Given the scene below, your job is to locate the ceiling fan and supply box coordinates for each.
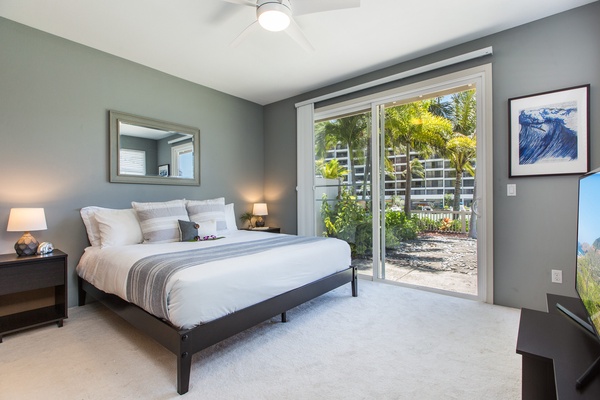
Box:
[220,0,360,52]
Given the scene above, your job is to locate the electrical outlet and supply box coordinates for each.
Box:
[551,269,562,284]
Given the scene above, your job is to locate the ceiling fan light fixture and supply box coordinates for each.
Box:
[257,1,291,32]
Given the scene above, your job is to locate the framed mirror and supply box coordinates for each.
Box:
[109,110,200,186]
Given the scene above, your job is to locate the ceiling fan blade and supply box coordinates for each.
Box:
[230,21,261,47]
[219,0,256,7]
[284,19,314,52]
[293,0,360,16]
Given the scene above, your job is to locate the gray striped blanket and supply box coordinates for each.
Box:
[126,235,326,320]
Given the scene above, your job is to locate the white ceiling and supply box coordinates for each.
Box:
[0,0,596,105]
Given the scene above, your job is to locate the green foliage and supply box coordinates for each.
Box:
[451,89,477,136]
[385,210,420,241]
[384,101,454,215]
[316,158,349,180]
[429,216,468,232]
[444,193,453,209]
[321,189,367,243]
[315,114,370,195]
[417,217,437,230]
[239,211,255,228]
[321,188,421,257]
[576,248,600,332]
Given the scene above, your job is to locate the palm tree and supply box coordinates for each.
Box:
[316,158,349,180]
[394,158,425,180]
[446,134,476,212]
[447,89,477,235]
[315,114,369,194]
[316,158,349,199]
[385,102,453,216]
[429,96,453,120]
[452,90,477,135]
[385,157,425,202]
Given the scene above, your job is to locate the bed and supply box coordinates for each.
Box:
[76,199,357,394]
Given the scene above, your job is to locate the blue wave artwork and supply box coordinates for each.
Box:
[519,101,578,165]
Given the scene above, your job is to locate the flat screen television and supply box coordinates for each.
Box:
[558,167,600,390]
[576,169,600,338]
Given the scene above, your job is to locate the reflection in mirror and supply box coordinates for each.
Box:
[109,111,200,186]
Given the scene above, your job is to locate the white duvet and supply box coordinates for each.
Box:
[76,231,351,329]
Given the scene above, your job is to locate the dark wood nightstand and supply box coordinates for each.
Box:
[241,227,281,233]
[0,250,68,342]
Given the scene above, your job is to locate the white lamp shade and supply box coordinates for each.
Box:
[7,208,47,232]
[253,203,269,216]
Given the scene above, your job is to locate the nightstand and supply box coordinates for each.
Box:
[0,250,68,342]
[241,227,281,233]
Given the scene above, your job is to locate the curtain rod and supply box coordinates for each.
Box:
[295,46,493,108]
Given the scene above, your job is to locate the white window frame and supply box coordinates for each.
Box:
[171,142,194,178]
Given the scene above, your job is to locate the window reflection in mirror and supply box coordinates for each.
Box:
[109,111,200,186]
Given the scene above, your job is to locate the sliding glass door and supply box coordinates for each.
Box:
[308,67,491,301]
[314,109,374,275]
[375,88,478,294]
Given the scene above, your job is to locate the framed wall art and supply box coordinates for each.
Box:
[158,164,170,177]
[509,84,589,177]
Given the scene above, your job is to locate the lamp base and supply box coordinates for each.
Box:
[14,232,39,256]
[255,217,265,228]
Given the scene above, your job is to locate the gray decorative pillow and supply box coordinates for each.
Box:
[132,199,189,243]
[179,220,200,241]
[178,219,219,241]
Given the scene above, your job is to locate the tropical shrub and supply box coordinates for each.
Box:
[321,188,421,257]
[439,217,468,233]
[385,210,420,241]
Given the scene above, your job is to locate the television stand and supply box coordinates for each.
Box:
[517,294,600,399]
[556,302,600,391]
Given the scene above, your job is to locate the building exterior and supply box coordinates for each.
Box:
[322,147,475,210]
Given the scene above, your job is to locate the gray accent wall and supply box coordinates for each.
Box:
[264,2,600,311]
[0,18,264,307]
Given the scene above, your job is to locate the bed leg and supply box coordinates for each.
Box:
[78,277,87,306]
[281,312,288,323]
[351,266,358,297]
[177,351,192,395]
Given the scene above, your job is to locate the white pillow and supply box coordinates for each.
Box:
[132,199,189,243]
[80,206,101,247]
[80,206,112,247]
[186,197,228,232]
[94,208,143,248]
[225,203,238,231]
[197,219,218,238]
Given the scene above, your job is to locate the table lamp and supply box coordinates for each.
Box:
[253,203,268,228]
[7,208,47,256]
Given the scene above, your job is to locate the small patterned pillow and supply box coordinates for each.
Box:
[178,219,218,241]
[132,199,189,243]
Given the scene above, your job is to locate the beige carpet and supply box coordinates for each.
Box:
[0,281,522,399]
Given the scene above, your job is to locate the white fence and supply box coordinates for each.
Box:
[411,210,472,234]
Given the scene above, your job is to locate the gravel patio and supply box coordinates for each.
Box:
[353,232,478,295]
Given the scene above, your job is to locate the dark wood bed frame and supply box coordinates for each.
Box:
[78,266,357,395]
